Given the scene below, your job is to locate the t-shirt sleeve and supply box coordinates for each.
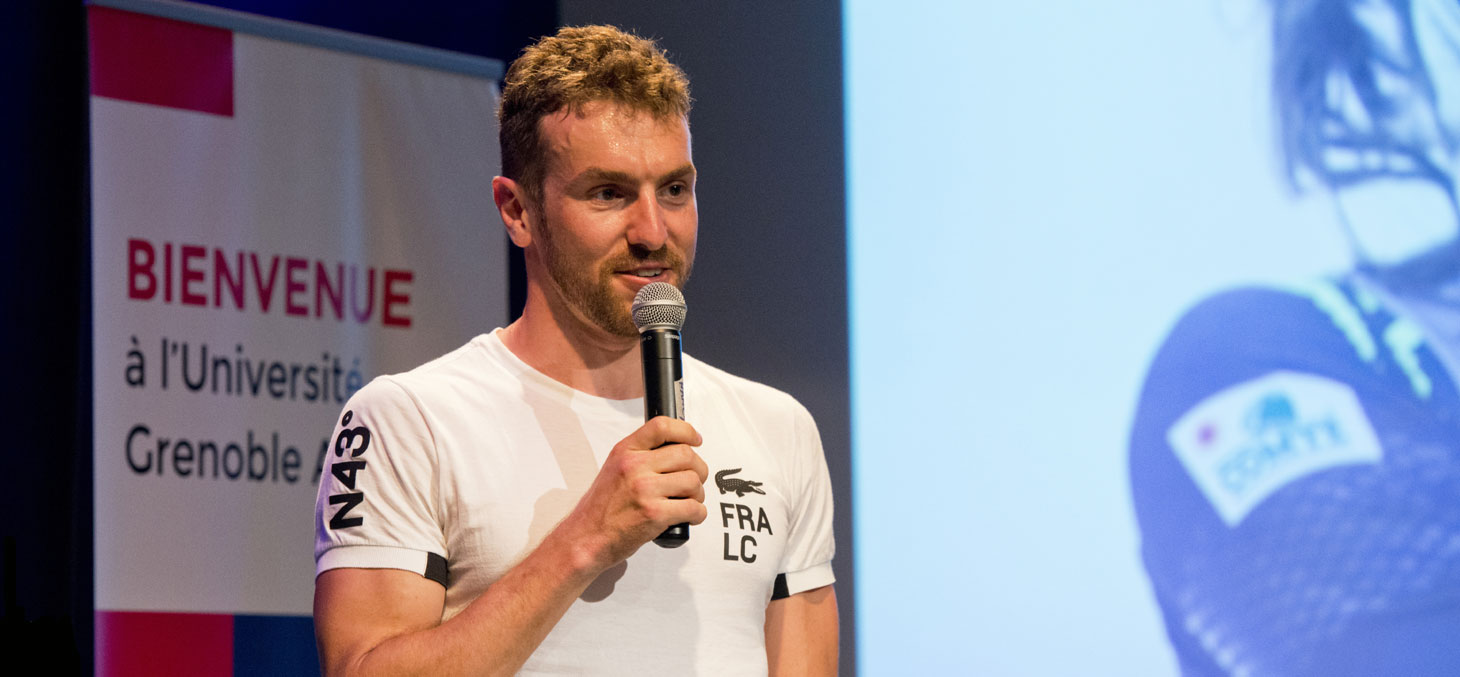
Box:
[777,400,836,597]
[314,377,448,586]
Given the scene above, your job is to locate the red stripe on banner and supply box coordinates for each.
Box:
[88,6,234,117]
[96,610,234,677]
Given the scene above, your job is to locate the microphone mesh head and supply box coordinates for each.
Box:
[632,282,687,332]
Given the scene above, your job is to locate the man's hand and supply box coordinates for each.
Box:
[553,416,709,575]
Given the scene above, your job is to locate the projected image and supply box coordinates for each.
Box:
[1130,0,1460,674]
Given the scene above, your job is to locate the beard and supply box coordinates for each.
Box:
[537,214,692,338]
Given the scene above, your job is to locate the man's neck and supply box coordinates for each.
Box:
[499,291,645,400]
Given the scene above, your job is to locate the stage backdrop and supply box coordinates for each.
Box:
[88,1,504,673]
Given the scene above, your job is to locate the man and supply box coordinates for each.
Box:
[312,25,837,676]
[1130,0,1460,674]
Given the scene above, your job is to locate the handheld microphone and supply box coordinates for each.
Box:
[632,281,689,548]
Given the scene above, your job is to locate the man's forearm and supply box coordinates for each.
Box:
[318,530,603,677]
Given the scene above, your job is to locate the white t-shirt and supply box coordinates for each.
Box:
[314,330,835,675]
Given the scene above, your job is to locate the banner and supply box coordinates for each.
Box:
[88,2,504,672]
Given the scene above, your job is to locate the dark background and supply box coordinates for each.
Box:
[3,0,851,672]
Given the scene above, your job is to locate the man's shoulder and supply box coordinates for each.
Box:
[351,332,511,411]
[683,354,814,424]
[684,354,801,402]
[397,332,497,377]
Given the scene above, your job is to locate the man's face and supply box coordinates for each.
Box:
[530,101,697,337]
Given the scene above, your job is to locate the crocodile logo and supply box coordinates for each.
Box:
[715,468,765,497]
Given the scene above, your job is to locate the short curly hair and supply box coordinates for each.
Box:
[499,25,693,205]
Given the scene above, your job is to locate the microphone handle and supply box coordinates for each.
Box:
[641,329,688,548]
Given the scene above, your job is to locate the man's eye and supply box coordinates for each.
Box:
[591,188,622,201]
[664,183,688,198]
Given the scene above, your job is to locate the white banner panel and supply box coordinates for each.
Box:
[88,3,502,669]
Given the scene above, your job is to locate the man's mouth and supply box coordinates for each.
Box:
[606,250,685,286]
[623,267,667,279]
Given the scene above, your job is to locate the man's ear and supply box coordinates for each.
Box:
[493,176,533,248]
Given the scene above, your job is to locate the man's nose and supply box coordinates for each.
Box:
[625,187,668,250]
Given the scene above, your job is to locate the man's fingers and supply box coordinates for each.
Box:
[690,451,708,484]
[662,468,706,500]
[683,499,709,526]
[633,467,705,501]
[624,416,701,451]
[627,469,706,529]
[644,443,701,474]
[597,417,711,542]
[650,493,709,526]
